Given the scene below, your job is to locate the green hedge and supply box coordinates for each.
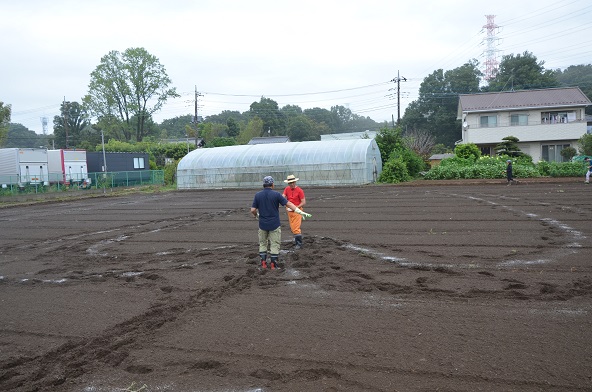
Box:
[424,156,583,180]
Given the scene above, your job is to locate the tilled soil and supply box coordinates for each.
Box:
[0,181,591,391]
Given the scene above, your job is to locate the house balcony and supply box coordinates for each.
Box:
[462,121,588,145]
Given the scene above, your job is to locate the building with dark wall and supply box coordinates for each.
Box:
[86,152,152,187]
[86,152,150,173]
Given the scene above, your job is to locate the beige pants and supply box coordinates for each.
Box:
[258,227,281,255]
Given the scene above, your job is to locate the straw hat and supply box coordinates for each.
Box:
[284,174,299,183]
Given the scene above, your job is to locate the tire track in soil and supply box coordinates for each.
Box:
[0,265,258,391]
[432,190,587,266]
[140,343,590,392]
[118,237,592,391]
[0,207,245,257]
[294,237,592,303]
[2,199,591,391]
[1,235,591,391]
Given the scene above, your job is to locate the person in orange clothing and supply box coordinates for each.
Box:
[282,174,307,249]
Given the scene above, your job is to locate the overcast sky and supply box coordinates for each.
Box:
[2,0,591,135]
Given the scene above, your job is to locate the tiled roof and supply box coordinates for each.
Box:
[459,87,591,112]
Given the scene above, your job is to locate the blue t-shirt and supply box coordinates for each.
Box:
[252,188,288,231]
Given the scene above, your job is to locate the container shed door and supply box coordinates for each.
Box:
[19,163,48,184]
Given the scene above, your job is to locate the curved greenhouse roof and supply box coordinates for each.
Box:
[176,139,382,189]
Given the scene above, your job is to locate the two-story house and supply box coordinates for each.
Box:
[457,87,591,162]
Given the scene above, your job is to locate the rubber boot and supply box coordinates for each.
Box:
[259,252,267,268]
[294,235,303,250]
[270,255,279,270]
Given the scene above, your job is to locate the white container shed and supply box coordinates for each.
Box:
[47,149,89,184]
[0,148,49,186]
[176,139,382,189]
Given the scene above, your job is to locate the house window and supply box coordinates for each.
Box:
[541,111,575,124]
[542,144,571,162]
[133,157,145,169]
[480,115,497,127]
[510,114,528,126]
[480,146,494,156]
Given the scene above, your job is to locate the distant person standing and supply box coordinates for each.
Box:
[251,176,311,270]
[585,157,591,184]
[506,159,514,185]
[282,174,307,249]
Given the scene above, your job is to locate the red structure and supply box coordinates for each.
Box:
[482,15,500,81]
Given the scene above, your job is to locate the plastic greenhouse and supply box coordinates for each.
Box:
[176,139,382,189]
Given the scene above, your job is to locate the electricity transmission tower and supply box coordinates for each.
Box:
[40,117,48,135]
[482,15,500,81]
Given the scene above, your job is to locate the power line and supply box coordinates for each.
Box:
[201,81,392,98]
[498,0,586,26]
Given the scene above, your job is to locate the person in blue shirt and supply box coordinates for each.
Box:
[251,176,311,270]
[506,159,514,185]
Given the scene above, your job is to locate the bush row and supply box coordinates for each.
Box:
[424,156,587,180]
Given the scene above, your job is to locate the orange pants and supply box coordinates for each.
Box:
[286,210,302,235]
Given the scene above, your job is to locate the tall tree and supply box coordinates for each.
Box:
[237,117,264,144]
[248,97,286,136]
[401,60,482,147]
[85,47,179,142]
[226,117,240,138]
[205,110,246,125]
[347,115,381,133]
[0,101,10,147]
[286,115,316,142]
[555,64,592,115]
[330,105,354,133]
[52,101,90,148]
[328,105,380,134]
[280,104,303,119]
[486,51,558,92]
[198,122,227,144]
[303,107,333,129]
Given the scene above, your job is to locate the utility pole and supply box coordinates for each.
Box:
[62,97,69,148]
[391,71,407,125]
[193,86,203,147]
[101,128,107,194]
[101,129,107,173]
[194,86,198,124]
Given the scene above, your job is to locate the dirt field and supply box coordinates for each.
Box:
[1,180,591,392]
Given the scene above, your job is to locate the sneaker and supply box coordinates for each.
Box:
[261,260,267,269]
[294,244,301,250]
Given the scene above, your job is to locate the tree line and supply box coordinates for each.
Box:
[1,48,591,154]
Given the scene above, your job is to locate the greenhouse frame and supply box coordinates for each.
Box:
[176,139,382,189]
